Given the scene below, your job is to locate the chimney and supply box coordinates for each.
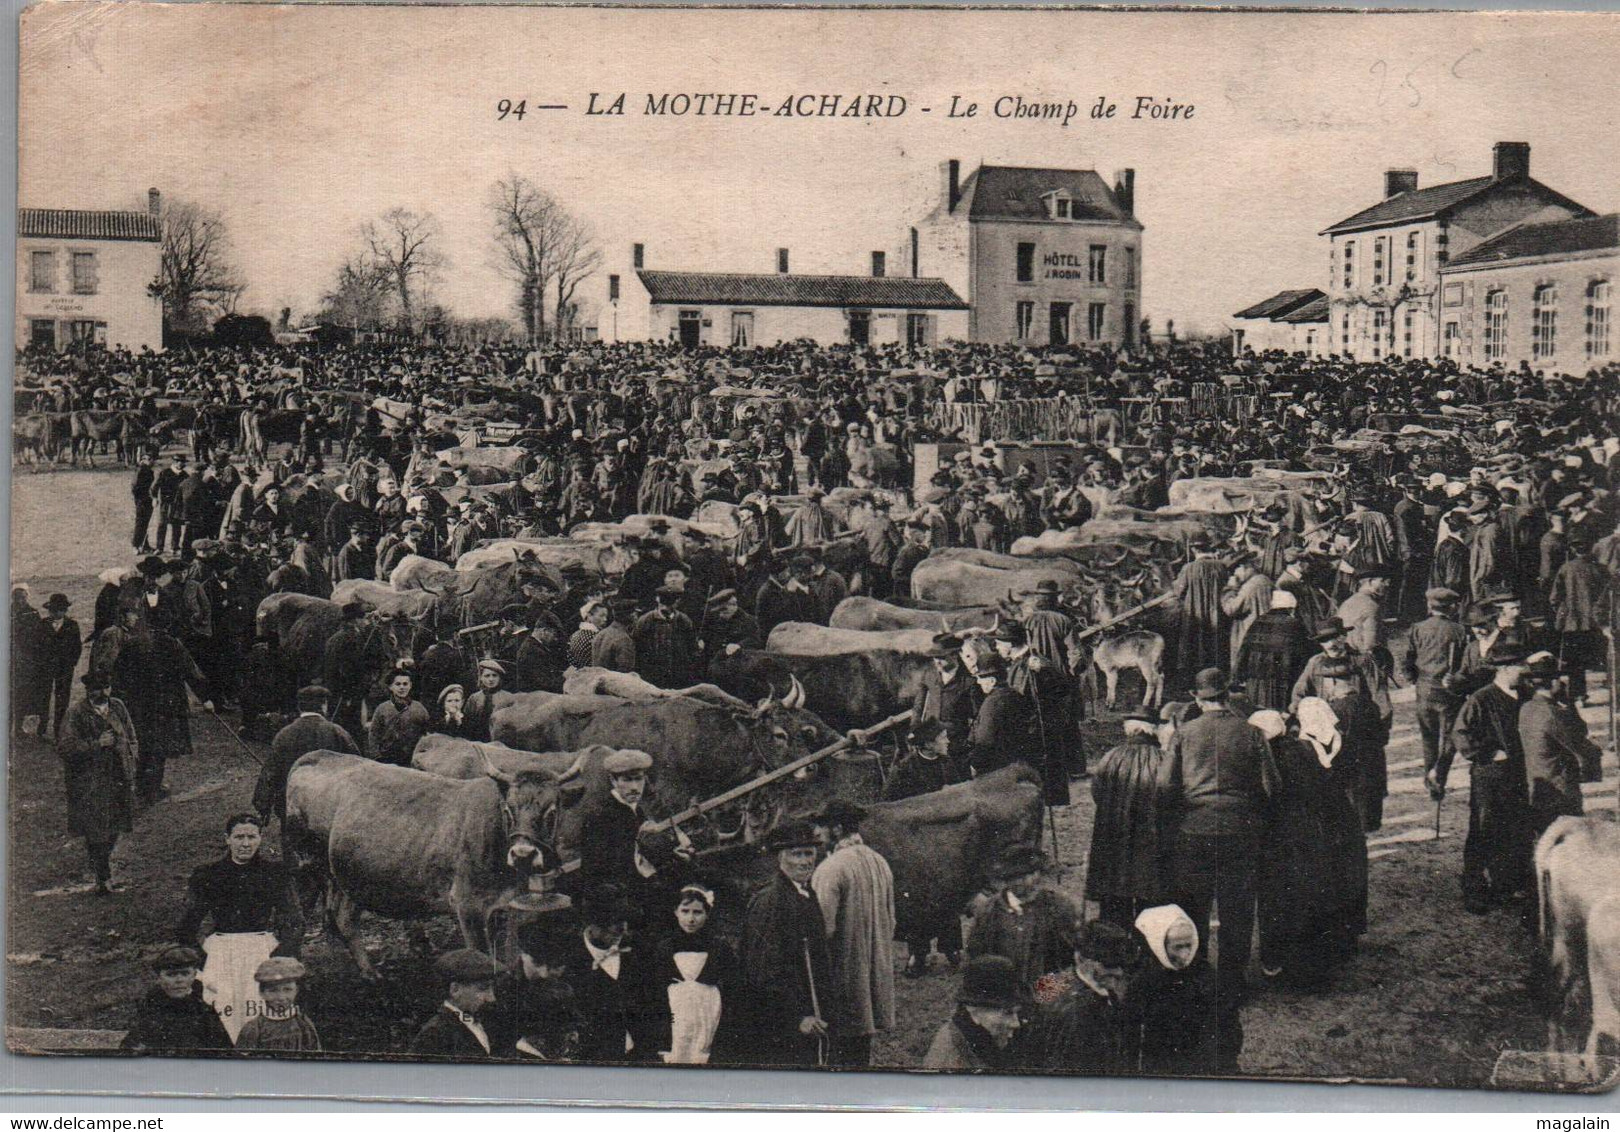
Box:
[1384,169,1418,198]
[1113,168,1135,216]
[776,248,790,274]
[147,188,161,217]
[942,159,961,213]
[1493,142,1530,181]
[632,242,645,270]
[871,251,886,278]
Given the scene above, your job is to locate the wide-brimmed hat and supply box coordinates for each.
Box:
[1022,579,1062,598]
[1069,919,1144,969]
[957,955,1024,1009]
[1193,667,1230,700]
[925,632,963,659]
[1486,642,1529,666]
[1313,618,1349,643]
[809,797,868,829]
[1355,563,1397,581]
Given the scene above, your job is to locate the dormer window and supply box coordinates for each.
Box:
[1044,191,1075,221]
[1056,198,1071,219]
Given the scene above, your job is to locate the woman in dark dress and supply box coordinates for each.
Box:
[635,883,740,1065]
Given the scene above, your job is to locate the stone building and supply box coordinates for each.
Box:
[1230,289,1328,356]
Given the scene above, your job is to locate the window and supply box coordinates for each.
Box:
[1016,242,1035,283]
[1055,198,1071,219]
[871,251,886,278]
[30,319,56,351]
[1444,321,1460,358]
[633,243,645,269]
[1588,280,1612,358]
[1402,307,1414,356]
[68,319,106,346]
[1123,301,1136,348]
[1405,232,1420,282]
[1372,309,1386,358]
[731,311,753,347]
[608,274,620,302]
[1533,284,1558,360]
[906,312,929,347]
[1089,245,1107,285]
[909,228,919,277]
[1342,241,1355,289]
[1341,310,1351,349]
[848,309,870,345]
[1484,290,1507,361]
[1049,302,1071,346]
[1124,247,1136,289]
[1087,302,1106,341]
[1015,300,1035,340]
[29,250,54,293]
[1373,237,1386,287]
[71,251,98,295]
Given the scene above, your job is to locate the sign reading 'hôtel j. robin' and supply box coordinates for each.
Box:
[1043,251,1089,281]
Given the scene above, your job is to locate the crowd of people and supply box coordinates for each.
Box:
[11,333,1619,1073]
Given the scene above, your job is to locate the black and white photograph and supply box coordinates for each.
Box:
[7,1,1620,1099]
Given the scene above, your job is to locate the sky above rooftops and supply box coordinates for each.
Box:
[20,5,1618,336]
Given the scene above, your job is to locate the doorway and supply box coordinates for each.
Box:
[848,309,870,345]
[1049,302,1071,346]
[678,310,701,347]
[30,319,56,351]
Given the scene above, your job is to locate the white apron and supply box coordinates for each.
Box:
[201,931,278,1043]
[662,951,722,1064]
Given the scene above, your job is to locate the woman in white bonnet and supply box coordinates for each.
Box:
[1128,904,1214,1074]
[1250,706,1368,988]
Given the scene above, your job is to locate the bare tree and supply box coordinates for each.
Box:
[148,198,246,335]
[488,173,598,344]
[319,255,392,333]
[360,208,445,335]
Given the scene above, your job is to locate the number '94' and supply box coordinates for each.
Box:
[496,99,526,120]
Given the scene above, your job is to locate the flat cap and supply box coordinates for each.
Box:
[296,685,330,710]
[253,957,307,984]
[602,749,653,775]
[1424,587,1461,605]
[151,945,204,972]
[435,947,503,984]
[705,588,738,609]
[477,658,507,676]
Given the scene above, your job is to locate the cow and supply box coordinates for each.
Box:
[399,549,563,627]
[455,537,632,578]
[432,445,533,477]
[256,594,342,677]
[13,412,68,465]
[1536,816,1620,1060]
[328,579,440,625]
[909,555,1082,608]
[709,638,932,728]
[929,546,1086,577]
[492,688,841,836]
[239,406,304,463]
[284,748,571,978]
[1089,631,1167,712]
[828,596,996,634]
[560,665,752,710]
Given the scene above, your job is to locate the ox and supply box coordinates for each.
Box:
[929,546,1086,577]
[828,596,995,633]
[396,550,562,627]
[455,537,632,577]
[285,748,571,978]
[68,410,141,467]
[1536,816,1620,1061]
[328,579,440,625]
[909,555,1082,608]
[709,626,934,728]
[560,666,751,710]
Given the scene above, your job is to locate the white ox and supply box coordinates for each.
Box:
[1536,815,1620,1063]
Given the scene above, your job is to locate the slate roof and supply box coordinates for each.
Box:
[636,270,968,310]
[1321,177,1496,235]
[1232,288,1326,320]
[959,166,1136,225]
[1276,295,1330,323]
[18,208,161,242]
[1443,213,1619,270]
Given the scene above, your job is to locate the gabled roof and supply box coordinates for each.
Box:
[1232,288,1326,320]
[958,166,1137,225]
[1443,213,1619,270]
[636,270,967,310]
[18,208,161,242]
[1276,295,1330,324]
[1321,176,1496,235]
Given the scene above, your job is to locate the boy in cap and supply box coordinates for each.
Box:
[409,948,505,1058]
[236,957,321,1052]
[739,819,833,1066]
[121,945,233,1053]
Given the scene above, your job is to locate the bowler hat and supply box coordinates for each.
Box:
[988,844,1046,881]
[925,632,963,659]
[434,947,503,985]
[957,955,1024,1009]
[151,945,203,973]
[579,886,635,928]
[810,797,868,829]
[1486,642,1529,666]
[1023,579,1062,598]
[43,593,71,613]
[603,749,653,776]
[760,818,819,853]
[1312,618,1349,643]
[1192,667,1230,700]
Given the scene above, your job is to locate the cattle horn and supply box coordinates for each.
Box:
[476,745,514,787]
[784,675,806,709]
[557,752,586,784]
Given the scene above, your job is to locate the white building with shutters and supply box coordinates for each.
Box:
[16,190,164,353]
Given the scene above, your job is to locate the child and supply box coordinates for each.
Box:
[235,957,322,1052]
[121,946,233,1053]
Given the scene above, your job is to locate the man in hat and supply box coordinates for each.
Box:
[1400,588,1472,800]
[854,496,901,600]
[566,886,645,1062]
[1023,918,1143,1073]
[590,596,638,673]
[1452,643,1533,914]
[1040,464,1093,531]
[1085,712,1173,930]
[1548,538,1609,704]
[1169,535,1229,689]
[996,618,1076,801]
[461,659,505,743]
[1518,651,1599,841]
[1391,476,1433,621]
[409,948,504,1058]
[1220,554,1274,675]
[152,452,187,553]
[807,798,895,1066]
[253,686,358,825]
[377,520,425,580]
[1430,507,1472,598]
[333,522,375,583]
[966,653,1038,778]
[32,593,82,740]
[922,955,1025,1069]
[1159,666,1278,1070]
[57,669,140,894]
[909,632,979,782]
[785,485,841,547]
[1290,616,1389,829]
[968,844,1081,992]
[132,448,158,553]
[1466,493,1507,606]
[633,586,697,690]
[739,818,833,1067]
[754,553,818,638]
[697,587,763,661]
[803,545,850,627]
[120,945,233,1053]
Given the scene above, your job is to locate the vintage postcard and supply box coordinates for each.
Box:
[9,1,1620,1097]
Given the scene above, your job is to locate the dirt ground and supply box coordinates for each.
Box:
[7,465,1618,1091]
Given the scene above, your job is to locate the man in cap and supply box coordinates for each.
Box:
[803,544,850,627]
[739,818,833,1066]
[696,588,762,667]
[1452,643,1534,914]
[152,453,187,553]
[333,522,374,583]
[367,667,430,767]
[377,520,425,579]
[754,552,818,638]
[891,520,933,599]
[253,686,358,825]
[32,593,82,740]
[120,945,232,1053]
[1400,588,1472,800]
[632,585,698,690]
[1159,666,1279,1070]
[1518,651,1600,841]
[1337,562,1395,660]
[409,948,505,1058]
[575,749,681,903]
[807,798,895,1066]
[1391,475,1433,620]
[132,448,158,553]
[461,658,506,742]
[854,495,901,600]
[921,955,1024,1069]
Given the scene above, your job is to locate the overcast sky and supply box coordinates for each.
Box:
[19,4,1620,335]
